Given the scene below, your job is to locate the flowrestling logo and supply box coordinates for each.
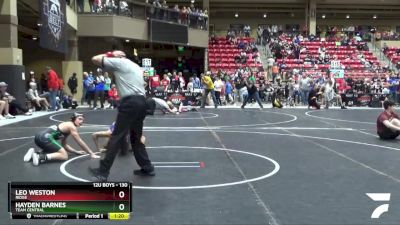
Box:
[44,0,64,40]
[40,0,67,53]
[366,193,391,219]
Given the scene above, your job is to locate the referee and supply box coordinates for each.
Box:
[89,50,155,181]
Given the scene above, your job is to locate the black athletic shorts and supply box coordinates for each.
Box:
[34,129,63,153]
[378,130,400,140]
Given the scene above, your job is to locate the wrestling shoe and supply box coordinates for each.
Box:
[32,153,40,166]
[23,148,35,162]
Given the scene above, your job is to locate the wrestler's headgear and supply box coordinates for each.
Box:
[71,112,84,122]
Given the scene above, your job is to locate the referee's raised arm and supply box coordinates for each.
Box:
[92,51,126,68]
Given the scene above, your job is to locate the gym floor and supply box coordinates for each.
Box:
[1,107,400,225]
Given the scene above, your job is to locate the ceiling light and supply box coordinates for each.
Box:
[346,14,350,19]
[32,37,37,40]
[322,14,326,19]
[234,13,238,18]
[37,23,42,27]
[263,13,267,18]
[190,0,194,3]
[373,15,377,19]
[125,39,130,43]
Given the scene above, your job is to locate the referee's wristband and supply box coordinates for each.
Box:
[105,51,115,57]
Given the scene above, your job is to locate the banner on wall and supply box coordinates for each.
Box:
[39,0,67,53]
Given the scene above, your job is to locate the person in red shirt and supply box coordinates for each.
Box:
[161,74,170,92]
[107,84,120,108]
[149,74,161,92]
[377,100,400,139]
[47,67,60,111]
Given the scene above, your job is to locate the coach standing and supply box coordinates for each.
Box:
[89,50,155,181]
[47,67,60,111]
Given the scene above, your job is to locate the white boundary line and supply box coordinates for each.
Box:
[0,126,354,143]
[147,112,219,120]
[49,110,298,129]
[0,136,34,142]
[58,130,400,189]
[259,127,354,130]
[152,162,199,164]
[48,111,218,123]
[155,166,201,168]
[60,146,280,190]
[305,110,375,125]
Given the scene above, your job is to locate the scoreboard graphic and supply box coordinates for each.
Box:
[8,182,131,220]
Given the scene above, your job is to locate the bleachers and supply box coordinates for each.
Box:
[208,37,263,74]
[276,37,383,80]
[384,47,400,64]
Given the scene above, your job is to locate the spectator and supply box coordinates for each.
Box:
[234,74,246,103]
[93,71,105,110]
[149,74,161,92]
[0,99,14,119]
[84,72,96,107]
[170,71,179,91]
[89,0,94,12]
[0,82,32,116]
[108,84,120,108]
[299,74,311,105]
[68,73,78,98]
[160,74,170,91]
[62,95,78,109]
[244,25,251,37]
[81,72,88,105]
[214,76,224,106]
[324,80,346,109]
[26,71,37,90]
[225,79,233,104]
[181,6,188,25]
[200,72,218,108]
[27,82,50,111]
[77,0,84,12]
[193,74,201,89]
[104,72,112,104]
[46,67,60,111]
[186,77,194,92]
[241,80,263,109]
[271,63,279,83]
[388,77,398,103]
[178,72,186,91]
[257,26,263,45]
[40,73,48,93]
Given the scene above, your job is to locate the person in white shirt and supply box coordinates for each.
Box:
[27,82,50,110]
[214,76,224,106]
[178,72,186,91]
[186,77,194,92]
[324,80,346,109]
[267,57,275,76]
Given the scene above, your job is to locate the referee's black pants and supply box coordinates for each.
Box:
[99,95,153,176]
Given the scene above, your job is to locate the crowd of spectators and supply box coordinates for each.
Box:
[146,0,208,29]
[264,32,400,108]
[375,31,400,41]
[79,0,208,29]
